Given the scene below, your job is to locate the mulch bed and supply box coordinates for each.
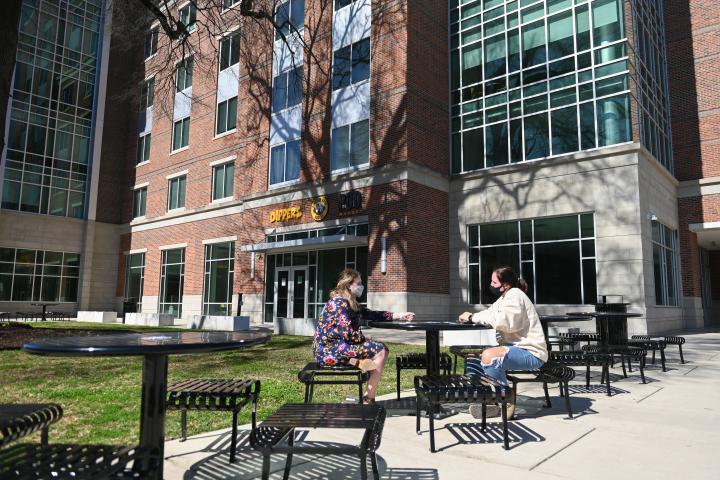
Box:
[0,323,133,350]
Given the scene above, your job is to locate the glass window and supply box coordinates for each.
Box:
[275,0,304,40]
[216,96,238,134]
[203,242,235,315]
[160,248,185,317]
[596,93,631,146]
[270,140,301,185]
[212,162,235,200]
[124,252,145,312]
[484,35,506,79]
[522,20,546,68]
[133,187,147,219]
[652,221,679,306]
[179,2,197,33]
[462,43,483,85]
[0,248,80,303]
[467,213,596,305]
[335,0,359,10]
[141,77,154,109]
[136,133,151,164]
[551,105,578,154]
[547,11,573,60]
[219,32,240,70]
[333,38,370,90]
[524,113,549,160]
[485,122,508,167]
[144,27,158,59]
[331,120,369,171]
[167,175,186,211]
[172,117,190,150]
[176,57,193,92]
[273,66,303,112]
[592,0,623,46]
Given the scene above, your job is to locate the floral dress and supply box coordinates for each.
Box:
[314,295,393,366]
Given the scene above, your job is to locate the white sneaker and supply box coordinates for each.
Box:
[468,404,500,419]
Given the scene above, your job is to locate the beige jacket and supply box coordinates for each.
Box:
[470,288,548,362]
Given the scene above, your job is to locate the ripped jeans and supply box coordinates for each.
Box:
[465,346,544,387]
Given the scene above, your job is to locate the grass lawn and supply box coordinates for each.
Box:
[0,322,435,445]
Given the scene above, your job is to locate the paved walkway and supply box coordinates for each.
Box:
[164,330,719,479]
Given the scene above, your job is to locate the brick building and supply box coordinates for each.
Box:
[1,0,717,333]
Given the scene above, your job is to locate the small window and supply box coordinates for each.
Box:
[223,0,240,9]
[176,57,193,92]
[179,2,197,33]
[140,77,154,109]
[216,97,238,135]
[270,140,301,185]
[272,66,303,113]
[219,32,240,70]
[275,0,304,40]
[333,37,370,90]
[136,133,151,164]
[144,27,158,59]
[335,0,359,11]
[167,175,186,211]
[331,119,369,171]
[133,187,147,219]
[212,162,235,200]
[652,220,679,306]
[172,117,190,150]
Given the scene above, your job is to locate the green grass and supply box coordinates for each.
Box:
[0,326,438,445]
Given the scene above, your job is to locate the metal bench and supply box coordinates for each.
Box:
[166,378,260,463]
[549,350,613,396]
[250,403,386,480]
[559,332,601,349]
[297,362,370,404]
[632,334,686,366]
[627,336,667,371]
[395,352,452,400]
[0,443,158,479]
[414,374,509,452]
[507,363,577,418]
[0,403,64,447]
[15,312,40,322]
[585,345,648,383]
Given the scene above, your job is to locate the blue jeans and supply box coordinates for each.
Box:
[465,346,544,387]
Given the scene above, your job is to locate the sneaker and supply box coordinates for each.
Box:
[468,404,500,419]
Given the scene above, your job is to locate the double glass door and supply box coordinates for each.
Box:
[275,267,307,320]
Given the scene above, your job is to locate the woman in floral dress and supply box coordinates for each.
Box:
[314,268,414,403]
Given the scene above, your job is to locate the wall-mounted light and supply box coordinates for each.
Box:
[648,213,658,222]
[381,237,387,274]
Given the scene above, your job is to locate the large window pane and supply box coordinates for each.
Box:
[463,128,484,170]
[270,145,285,184]
[351,120,369,166]
[331,125,350,170]
[593,0,624,47]
[286,140,301,181]
[524,113,549,160]
[535,241,581,304]
[352,38,370,84]
[534,216,578,241]
[480,222,518,245]
[462,43,483,85]
[547,11,574,61]
[484,35,505,79]
[551,106,579,155]
[485,122,508,166]
[522,20,546,68]
[597,94,631,146]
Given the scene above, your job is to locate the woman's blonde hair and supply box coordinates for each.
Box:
[330,268,361,311]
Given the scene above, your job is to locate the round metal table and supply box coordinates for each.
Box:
[30,303,58,322]
[23,329,272,480]
[565,311,643,350]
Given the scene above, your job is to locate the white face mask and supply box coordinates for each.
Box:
[350,284,364,298]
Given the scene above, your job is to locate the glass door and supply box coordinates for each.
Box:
[275,267,308,320]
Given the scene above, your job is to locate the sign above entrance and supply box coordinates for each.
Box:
[339,191,363,214]
[270,207,303,223]
[311,196,329,221]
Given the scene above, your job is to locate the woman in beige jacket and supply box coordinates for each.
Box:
[459,266,548,417]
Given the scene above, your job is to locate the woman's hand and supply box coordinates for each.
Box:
[458,312,473,323]
[393,312,415,322]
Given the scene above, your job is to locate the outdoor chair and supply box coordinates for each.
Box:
[549,350,613,396]
[297,362,370,404]
[394,352,452,400]
[166,378,260,463]
[250,403,386,480]
[414,373,510,452]
[507,363,577,418]
[633,334,686,365]
[0,403,63,447]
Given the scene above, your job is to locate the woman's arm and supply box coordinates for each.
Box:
[471,294,524,333]
[358,306,394,322]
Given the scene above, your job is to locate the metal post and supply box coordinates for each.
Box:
[140,354,168,480]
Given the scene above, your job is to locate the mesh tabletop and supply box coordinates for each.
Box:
[258,403,382,430]
[22,329,272,357]
[539,315,594,323]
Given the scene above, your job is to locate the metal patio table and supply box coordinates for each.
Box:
[538,314,594,350]
[565,311,643,350]
[30,303,58,322]
[23,329,272,480]
[368,320,491,417]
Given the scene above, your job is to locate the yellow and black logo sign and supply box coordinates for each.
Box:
[311,196,329,221]
[270,207,302,223]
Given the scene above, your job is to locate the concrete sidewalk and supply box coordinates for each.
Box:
[164,330,719,479]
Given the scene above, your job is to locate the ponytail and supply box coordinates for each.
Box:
[493,266,528,293]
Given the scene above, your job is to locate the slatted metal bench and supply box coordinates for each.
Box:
[627,336,667,371]
[632,334,686,366]
[250,403,386,480]
[297,362,370,404]
[549,350,613,396]
[507,363,577,418]
[395,353,452,400]
[166,378,260,463]
[0,403,64,447]
[414,374,509,452]
[0,443,158,479]
[585,344,648,383]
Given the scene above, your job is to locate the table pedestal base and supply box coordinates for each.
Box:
[139,354,168,480]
